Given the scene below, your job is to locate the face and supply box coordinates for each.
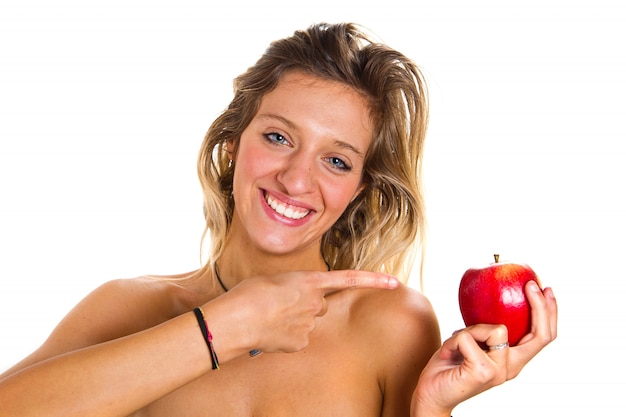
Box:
[228,71,373,258]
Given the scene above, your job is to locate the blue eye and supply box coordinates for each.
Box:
[326,156,351,171]
[263,132,290,146]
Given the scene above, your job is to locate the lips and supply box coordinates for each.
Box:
[264,192,311,220]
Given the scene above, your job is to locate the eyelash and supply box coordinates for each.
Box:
[262,132,352,172]
[325,156,351,171]
[263,132,290,147]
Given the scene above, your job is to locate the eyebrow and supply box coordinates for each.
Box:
[257,113,297,130]
[332,139,364,158]
[256,113,365,158]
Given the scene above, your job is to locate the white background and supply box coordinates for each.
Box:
[1,0,624,415]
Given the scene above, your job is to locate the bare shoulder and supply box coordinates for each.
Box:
[347,284,441,415]
[352,283,441,353]
[9,273,202,374]
[52,275,203,345]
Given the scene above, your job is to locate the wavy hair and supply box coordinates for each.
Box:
[197,22,429,284]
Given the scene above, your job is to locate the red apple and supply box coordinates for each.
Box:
[458,254,541,346]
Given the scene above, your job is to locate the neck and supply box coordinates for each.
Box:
[216,241,329,291]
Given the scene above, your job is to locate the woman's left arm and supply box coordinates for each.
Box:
[411,280,558,417]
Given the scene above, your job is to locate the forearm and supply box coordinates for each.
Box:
[411,406,453,417]
[411,394,454,417]
[0,306,243,417]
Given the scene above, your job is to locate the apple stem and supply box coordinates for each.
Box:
[494,254,500,263]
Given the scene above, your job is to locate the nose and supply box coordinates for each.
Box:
[276,150,316,196]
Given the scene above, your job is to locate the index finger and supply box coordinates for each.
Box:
[516,281,558,351]
[318,270,400,294]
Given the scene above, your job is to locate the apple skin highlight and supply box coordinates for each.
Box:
[458,255,541,346]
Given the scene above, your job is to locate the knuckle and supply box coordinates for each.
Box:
[539,331,555,346]
[307,271,323,285]
[344,270,359,287]
[294,324,316,351]
[493,324,509,341]
[291,337,308,352]
[317,299,328,316]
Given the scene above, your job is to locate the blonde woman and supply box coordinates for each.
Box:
[0,23,557,417]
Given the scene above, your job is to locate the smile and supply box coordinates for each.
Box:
[264,193,311,220]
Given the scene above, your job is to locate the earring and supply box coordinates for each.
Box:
[228,159,233,168]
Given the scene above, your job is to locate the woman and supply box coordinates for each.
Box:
[0,23,557,417]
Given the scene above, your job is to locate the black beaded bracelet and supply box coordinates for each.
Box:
[193,307,220,370]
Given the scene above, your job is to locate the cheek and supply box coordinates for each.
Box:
[234,146,273,188]
[322,180,362,214]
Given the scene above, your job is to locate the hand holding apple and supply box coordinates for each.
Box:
[413,259,556,416]
[458,254,541,346]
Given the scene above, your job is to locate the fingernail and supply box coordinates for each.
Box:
[528,280,540,292]
[388,276,399,288]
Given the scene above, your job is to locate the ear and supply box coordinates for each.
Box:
[225,139,236,161]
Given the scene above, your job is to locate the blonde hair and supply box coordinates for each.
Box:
[197,23,428,284]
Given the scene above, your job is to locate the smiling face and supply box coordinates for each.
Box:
[227,71,373,260]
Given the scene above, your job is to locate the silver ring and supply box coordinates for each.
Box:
[488,342,509,351]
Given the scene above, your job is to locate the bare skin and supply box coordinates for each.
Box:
[0,270,439,417]
[0,70,439,417]
[137,281,438,417]
[0,71,558,417]
[0,269,557,417]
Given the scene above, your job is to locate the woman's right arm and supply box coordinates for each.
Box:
[0,279,233,417]
[0,270,399,417]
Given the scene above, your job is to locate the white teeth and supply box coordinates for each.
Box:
[266,194,310,220]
